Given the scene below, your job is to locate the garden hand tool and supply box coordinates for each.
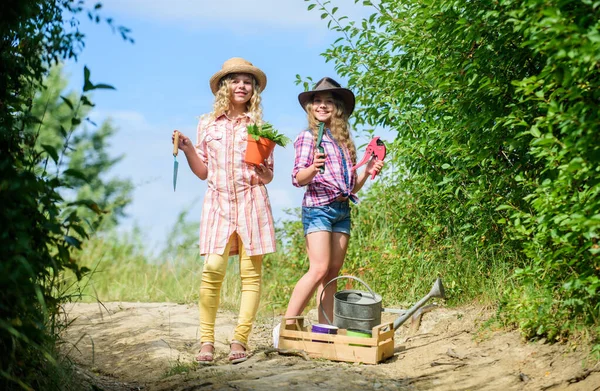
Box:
[172,131,179,191]
[351,136,386,179]
[316,122,325,174]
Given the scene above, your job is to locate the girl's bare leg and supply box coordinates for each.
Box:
[316,232,349,324]
[284,231,332,323]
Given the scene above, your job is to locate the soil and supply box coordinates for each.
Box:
[60,302,599,391]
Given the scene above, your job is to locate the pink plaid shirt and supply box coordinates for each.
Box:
[292,129,358,207]
[195,113,276,256]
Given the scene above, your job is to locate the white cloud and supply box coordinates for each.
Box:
[98,0,372,29]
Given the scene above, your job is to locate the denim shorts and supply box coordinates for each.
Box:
[302,201,351,236]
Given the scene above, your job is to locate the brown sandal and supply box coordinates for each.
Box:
[195,342,214,364]
[228,340,248,364]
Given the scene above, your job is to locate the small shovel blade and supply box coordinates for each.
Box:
[173,157,179,191]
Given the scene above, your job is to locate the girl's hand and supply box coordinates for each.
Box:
[172,130,192,151]
[254,162,273,184]
[366,157,384,179]
[313,152,326,172]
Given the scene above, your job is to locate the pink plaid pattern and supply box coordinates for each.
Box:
[195,113,276,256]
[291,129,357,207]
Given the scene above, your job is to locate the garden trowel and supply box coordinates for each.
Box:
[172,131,179,191]
[316,122,325,174]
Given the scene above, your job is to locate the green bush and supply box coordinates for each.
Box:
[0,1,132,389]
[298,0,599,346]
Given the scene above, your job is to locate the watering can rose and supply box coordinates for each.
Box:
[245,122,290,165]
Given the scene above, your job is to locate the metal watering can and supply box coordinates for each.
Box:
[319,275,446,331]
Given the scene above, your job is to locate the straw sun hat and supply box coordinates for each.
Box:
[209,57,267,94]
[298,77,355,115]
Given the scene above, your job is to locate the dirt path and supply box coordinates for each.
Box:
[60,302,599,390]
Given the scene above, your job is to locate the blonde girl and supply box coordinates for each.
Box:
[173,58,275,364]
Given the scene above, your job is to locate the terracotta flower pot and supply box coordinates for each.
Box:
[245,137,276,165]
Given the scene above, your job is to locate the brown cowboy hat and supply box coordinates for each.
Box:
[209,57,267,94]
[298,77,355,115]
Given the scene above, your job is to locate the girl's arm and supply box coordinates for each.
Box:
[352,158,384,193]
[254,145,275,184]
[291,130,326,187]
[173,130,208,180]
[254,163,273,184]
[295,152,325,186]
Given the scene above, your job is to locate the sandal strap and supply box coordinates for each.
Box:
[230,340,247,350]
[201,341,214,347]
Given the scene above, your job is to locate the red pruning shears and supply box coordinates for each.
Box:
[351,137,386,179]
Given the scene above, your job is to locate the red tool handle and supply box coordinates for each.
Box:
[352,137,386,179]
[370,165,378,180]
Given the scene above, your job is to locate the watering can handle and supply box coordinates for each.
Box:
[319,275,378,326]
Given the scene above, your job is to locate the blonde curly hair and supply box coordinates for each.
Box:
[208,73,263,123]
[306,95,357,164]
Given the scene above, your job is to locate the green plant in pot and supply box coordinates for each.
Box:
[245,122,291,165]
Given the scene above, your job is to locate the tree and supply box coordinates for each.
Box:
[29,66,133,232]
[305,0,599,343]
[0,1,132,389]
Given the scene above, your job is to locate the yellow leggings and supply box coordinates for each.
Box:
[199,233,263,346]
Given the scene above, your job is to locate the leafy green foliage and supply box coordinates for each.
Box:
[28,67,133,231]
[0,1,132,389]
[295,0,599,347]
[247,122,291,147]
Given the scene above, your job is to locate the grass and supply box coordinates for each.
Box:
[63,210,517,319]
[162,357,196,378]
[59,197,599,369]
[57,190,519,328]
[64,229,268,317]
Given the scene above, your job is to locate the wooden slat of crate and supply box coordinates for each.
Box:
[277,317,395,364]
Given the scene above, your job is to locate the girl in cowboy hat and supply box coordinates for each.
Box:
[172,57,275,364]
[275,77,384,343]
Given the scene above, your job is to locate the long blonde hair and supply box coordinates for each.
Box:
[208,73,264,123]
[306,95,356,164]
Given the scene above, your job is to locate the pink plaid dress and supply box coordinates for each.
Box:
[195,113,276,256]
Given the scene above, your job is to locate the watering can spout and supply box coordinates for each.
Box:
[432,277,446,300]
[392,278,445,331]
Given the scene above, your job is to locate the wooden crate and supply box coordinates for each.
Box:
[277,316,395,364]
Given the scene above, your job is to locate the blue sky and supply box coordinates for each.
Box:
[65,0,379,255]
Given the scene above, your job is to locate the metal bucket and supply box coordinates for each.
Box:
[320,276,382,331]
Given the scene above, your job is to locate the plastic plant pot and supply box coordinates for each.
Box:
[245,137,276,165]
[347,329,372,347]
[311,324,338,343]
